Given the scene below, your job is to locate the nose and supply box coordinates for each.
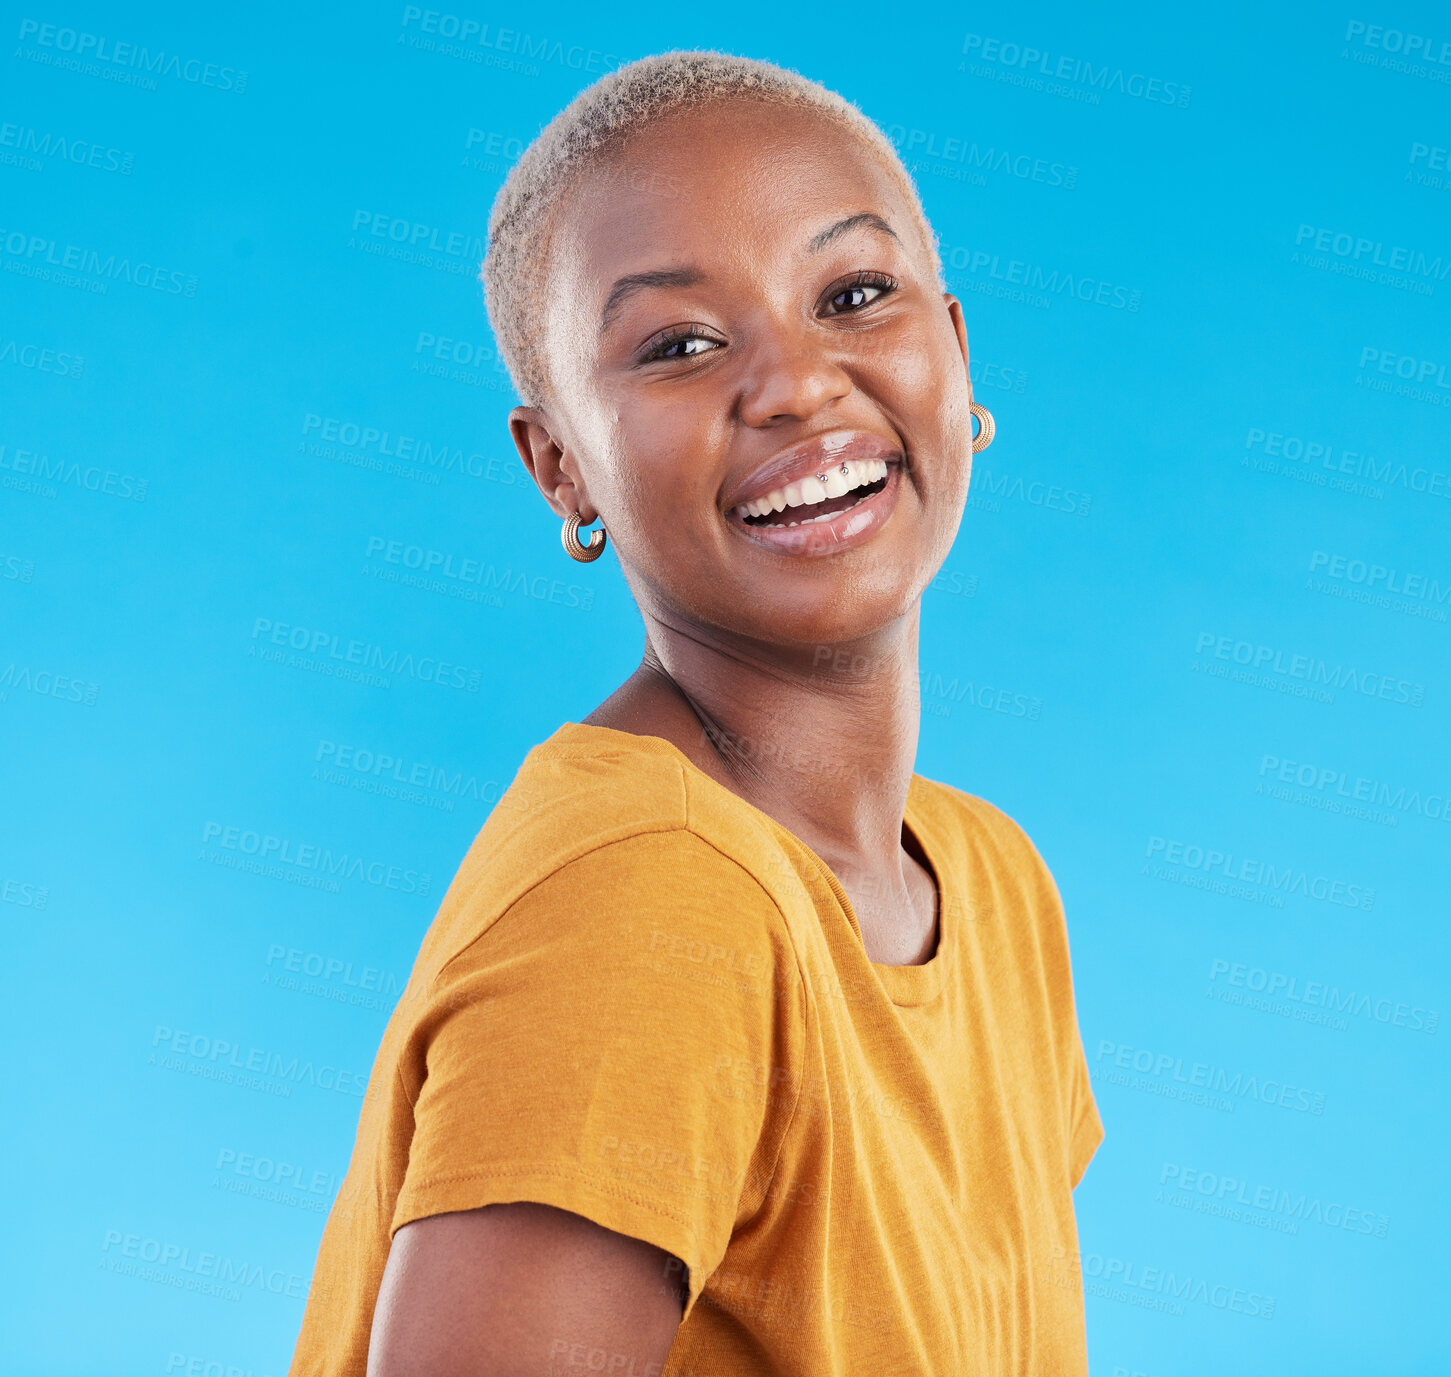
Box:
[736,327,853,428]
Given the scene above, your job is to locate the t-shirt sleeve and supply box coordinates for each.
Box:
[1067,1025,1104,1188]
[391,828,805,1320]
[972,790,1103,1190]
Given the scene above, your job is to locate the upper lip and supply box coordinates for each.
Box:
[722,429,903,513]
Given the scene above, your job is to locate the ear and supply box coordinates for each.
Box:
[508,406,597,522]
[942,293,972,401]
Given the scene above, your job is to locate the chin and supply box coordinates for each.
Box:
[712,576,925,653]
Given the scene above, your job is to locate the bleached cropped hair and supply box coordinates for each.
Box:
[481,50,942,407]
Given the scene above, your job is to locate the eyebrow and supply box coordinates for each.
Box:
[597,214,900,334]
[808,213,900,253]
[600,267,703,331]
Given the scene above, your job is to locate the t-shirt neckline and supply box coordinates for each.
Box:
[543,721,950,1007]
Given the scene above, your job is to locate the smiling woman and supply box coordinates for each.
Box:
[289,50,1100,1377]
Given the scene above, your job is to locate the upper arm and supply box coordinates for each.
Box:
[388,829,806,1322]
[368,1202,685,1377]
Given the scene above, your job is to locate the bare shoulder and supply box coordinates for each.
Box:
[368,1202,685,1376]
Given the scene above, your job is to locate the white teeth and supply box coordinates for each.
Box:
[782,509,839,527]
[733,457,889,522]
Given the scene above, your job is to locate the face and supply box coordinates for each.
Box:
[512,98,975,654]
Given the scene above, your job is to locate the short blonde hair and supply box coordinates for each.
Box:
[481,50,941,406]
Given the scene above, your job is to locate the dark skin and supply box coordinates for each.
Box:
[521,98,975,967]
[369,99,976,1375]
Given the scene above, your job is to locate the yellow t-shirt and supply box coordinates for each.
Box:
[289,722,1103,1375]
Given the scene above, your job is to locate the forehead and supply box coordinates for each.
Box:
[547,99,924,311]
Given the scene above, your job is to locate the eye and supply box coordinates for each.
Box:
[639,326,725,363]
[822,271,897,315]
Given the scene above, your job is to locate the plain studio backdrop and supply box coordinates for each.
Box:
[2,2,1447,1372]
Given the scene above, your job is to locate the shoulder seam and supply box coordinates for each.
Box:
[930,781,1050,864]
[429,816,690,994]
[677,764,810,1212]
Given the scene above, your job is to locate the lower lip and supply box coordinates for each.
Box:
[726,462,903,558]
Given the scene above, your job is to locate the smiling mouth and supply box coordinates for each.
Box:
[732,458,891,528]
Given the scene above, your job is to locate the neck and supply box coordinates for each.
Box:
[586,608,924,878]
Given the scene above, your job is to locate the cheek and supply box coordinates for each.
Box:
[608,389,732,526]
[929,342,974,449]
[877,324,965,430]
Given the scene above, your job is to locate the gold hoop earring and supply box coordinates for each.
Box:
[970,402,995,454]
[561,511,606,563]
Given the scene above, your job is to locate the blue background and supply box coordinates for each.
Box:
[3,2,1448,1372]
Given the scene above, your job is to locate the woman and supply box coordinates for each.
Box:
[290,51,1102,1377]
